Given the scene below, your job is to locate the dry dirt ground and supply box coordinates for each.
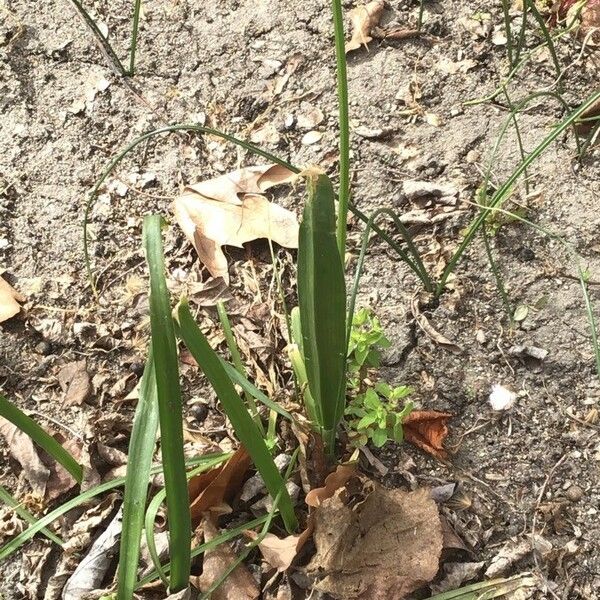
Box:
[1,0,600,598]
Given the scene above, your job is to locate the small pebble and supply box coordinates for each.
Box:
[190,402,209,423]
[565,485,584,503]
[301,130,323,145]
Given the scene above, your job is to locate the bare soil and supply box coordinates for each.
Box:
[1,0,599,598]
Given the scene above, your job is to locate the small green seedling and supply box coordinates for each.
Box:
[346,383,413,447]
[347,307,390,376]
[345,308,413,447]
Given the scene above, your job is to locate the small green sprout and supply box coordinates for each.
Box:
[345,308,412,448]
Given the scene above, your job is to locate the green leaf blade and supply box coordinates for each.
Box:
[0,394,83,484]
[116,349,160,600]
[143,215,192,592]
[297,173,347,454]
[176,300,298,533]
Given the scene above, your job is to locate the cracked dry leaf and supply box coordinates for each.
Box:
[403,410,452,460]
[0,417,50,497]
[62,507,122,600]
[346,0,385,53]
[0,275,24,323]
[307,481,443,599]
[193,518,259,600]
[247,526,313,572]
[57,360,91,406]
[174,165,298,283]
[189,446,251,523]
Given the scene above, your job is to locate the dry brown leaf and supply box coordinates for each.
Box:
[403,410,452,460]
[57,360,91,406]
[186,164,294,206]
[0,417,50,497]
[62,507,122,600]
[45,437,82,502]
[307,478,443,599]
[581,0,600,42]
[346,0,385,53]
[382,27,420,41]
[411,296,462,353]
[174,165,298,283]
[305,463,357,507]
[189,447,251,523]
[16,539,52,599]
[193,518,260,600]
[292,419,328,493]
[0,275,24,323]
[246,526,313,572]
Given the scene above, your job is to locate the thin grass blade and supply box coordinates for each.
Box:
[143,215,191,592]
[176,299,298,532]
[331,0,351,256]
[217,300,264,432]
[143,455,230,589]
[0,485,63,546]
[221,361,293,421]
[0,394,83,484]
[0,455,226,562]
[297,172,347,455]
[116,348,160,600]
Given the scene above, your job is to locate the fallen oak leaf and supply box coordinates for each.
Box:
[189,447,251,524]
[192,518,259,600]
[345,0,385,53]
[403,410,452,460]
[0,275,25,323]
[186,164,295,206]
[174,168,299,283]
[0,417,50,497]
[307,477,443,599]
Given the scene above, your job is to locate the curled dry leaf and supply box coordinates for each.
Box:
[305,463,357,507]
[0,417,50,497]
[62,507,123,600]
[246,525,313,572]
[307,476,443,599]
[411,295,462,353]
[188,447,251,523]
[0,274,24,323]
[193,518,259,600]
[174,165,298,283]
[345,0,385,53]
[403,410,452,460]
[57,360,91,406]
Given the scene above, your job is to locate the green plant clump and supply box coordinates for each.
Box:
[345,308,413,447]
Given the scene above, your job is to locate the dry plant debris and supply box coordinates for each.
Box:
[174,164,298,283]
[403,410,453,460]
[61,507,122,599]
[57,360,92,406]
[193,518,260,599]
[247,526,312,572]
[188,446,251,521]
[0,417,50,497]
[0,274,24,323]
[307,475,443,599]
[345,0,385,53]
